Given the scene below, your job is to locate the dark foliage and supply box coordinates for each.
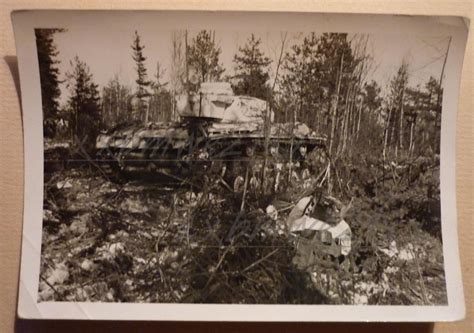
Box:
[131,31,152,121]
[35,28,65,137]
[232,34,272,99]
[65,56,102,150]
[187,30,225,91]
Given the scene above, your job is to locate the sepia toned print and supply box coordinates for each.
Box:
[36,26,452,306]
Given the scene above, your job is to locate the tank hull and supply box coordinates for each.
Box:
[96,120,326,177]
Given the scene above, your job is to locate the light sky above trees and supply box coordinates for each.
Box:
[52,28,451,105]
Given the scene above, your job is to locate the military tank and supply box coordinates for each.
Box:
[95,82,326,189]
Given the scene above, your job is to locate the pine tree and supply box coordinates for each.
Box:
[187,30,225,90]
[149,62,171,122]
[35,28,64,138]
[425,76,442,111]
[280,33,355,131]
[232,34,272,99]
[131,31,151,122]
[66,56,101,150]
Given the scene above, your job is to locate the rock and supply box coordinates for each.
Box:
[58,224,69,236]
[141,231,153,240]
[159,249,179,266]
[171,262,180,270]
[379,240,398,258]
[46,263,69,286]
[75,287,90,301]
[98,182,118,194]
[109,242,125,256]
[106,291,114,301]
[117,230,129,238]
[185,192,198,202]
[384,266,399,274]
[121,197,149,214]
[96,243,125,260]
[301,168,311,180]
[69,214,89,235]
[80,259,94,271]
[43,209,60,224]
[266,205,278,221]
[398,243,415,261]
[135,257,146,264]
[56,180,73,189]
[354,294,368,305]
[38,283,54,301]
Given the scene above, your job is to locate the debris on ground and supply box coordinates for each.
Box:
[39,156,447,305]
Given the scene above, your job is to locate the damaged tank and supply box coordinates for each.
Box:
[95,82,327,187]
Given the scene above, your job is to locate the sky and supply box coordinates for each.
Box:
[51,27,452,106]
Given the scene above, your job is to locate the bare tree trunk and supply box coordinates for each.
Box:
[185,30,189,90]
[262,32,287,192]
[117,85,120,123]
[435,37,451,153]
[348,86,357,144]
[383,106,393,161]
[172,91,175,121]
[111,93,115,125]
[390,107,397,159]
[399,86,406,151]
[315,107,320,133]
[356,97,363,140]
[339,85,351,155]
[327,159,332,194]
[409,118,415,157]
[348,89,355,140]
[329,53,344,155]
[145,102,149,123]
[288,103,297,184]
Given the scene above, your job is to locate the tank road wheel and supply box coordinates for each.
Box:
[233,175,245,193]
[301,168,311,180]
[244,145,256,158]
[269,145,279,158]
[249,174,260,192]
[146,162,157,172]
[233,172,258,193]
[289,144,313,185]
[273,162,283,193]
[298,145,308,159]
[220,163,227,178]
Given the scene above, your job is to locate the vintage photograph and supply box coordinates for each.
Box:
[35,24,451,306]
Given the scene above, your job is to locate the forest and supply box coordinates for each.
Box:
[37,28,448,305]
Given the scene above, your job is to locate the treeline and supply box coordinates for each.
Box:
[37,29,446,159]
[276,33,446,161]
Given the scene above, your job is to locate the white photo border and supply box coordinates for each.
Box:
[12,10,468,321]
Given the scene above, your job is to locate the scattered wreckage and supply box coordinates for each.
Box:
[95,82,326,188]
[282,192,352,270]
